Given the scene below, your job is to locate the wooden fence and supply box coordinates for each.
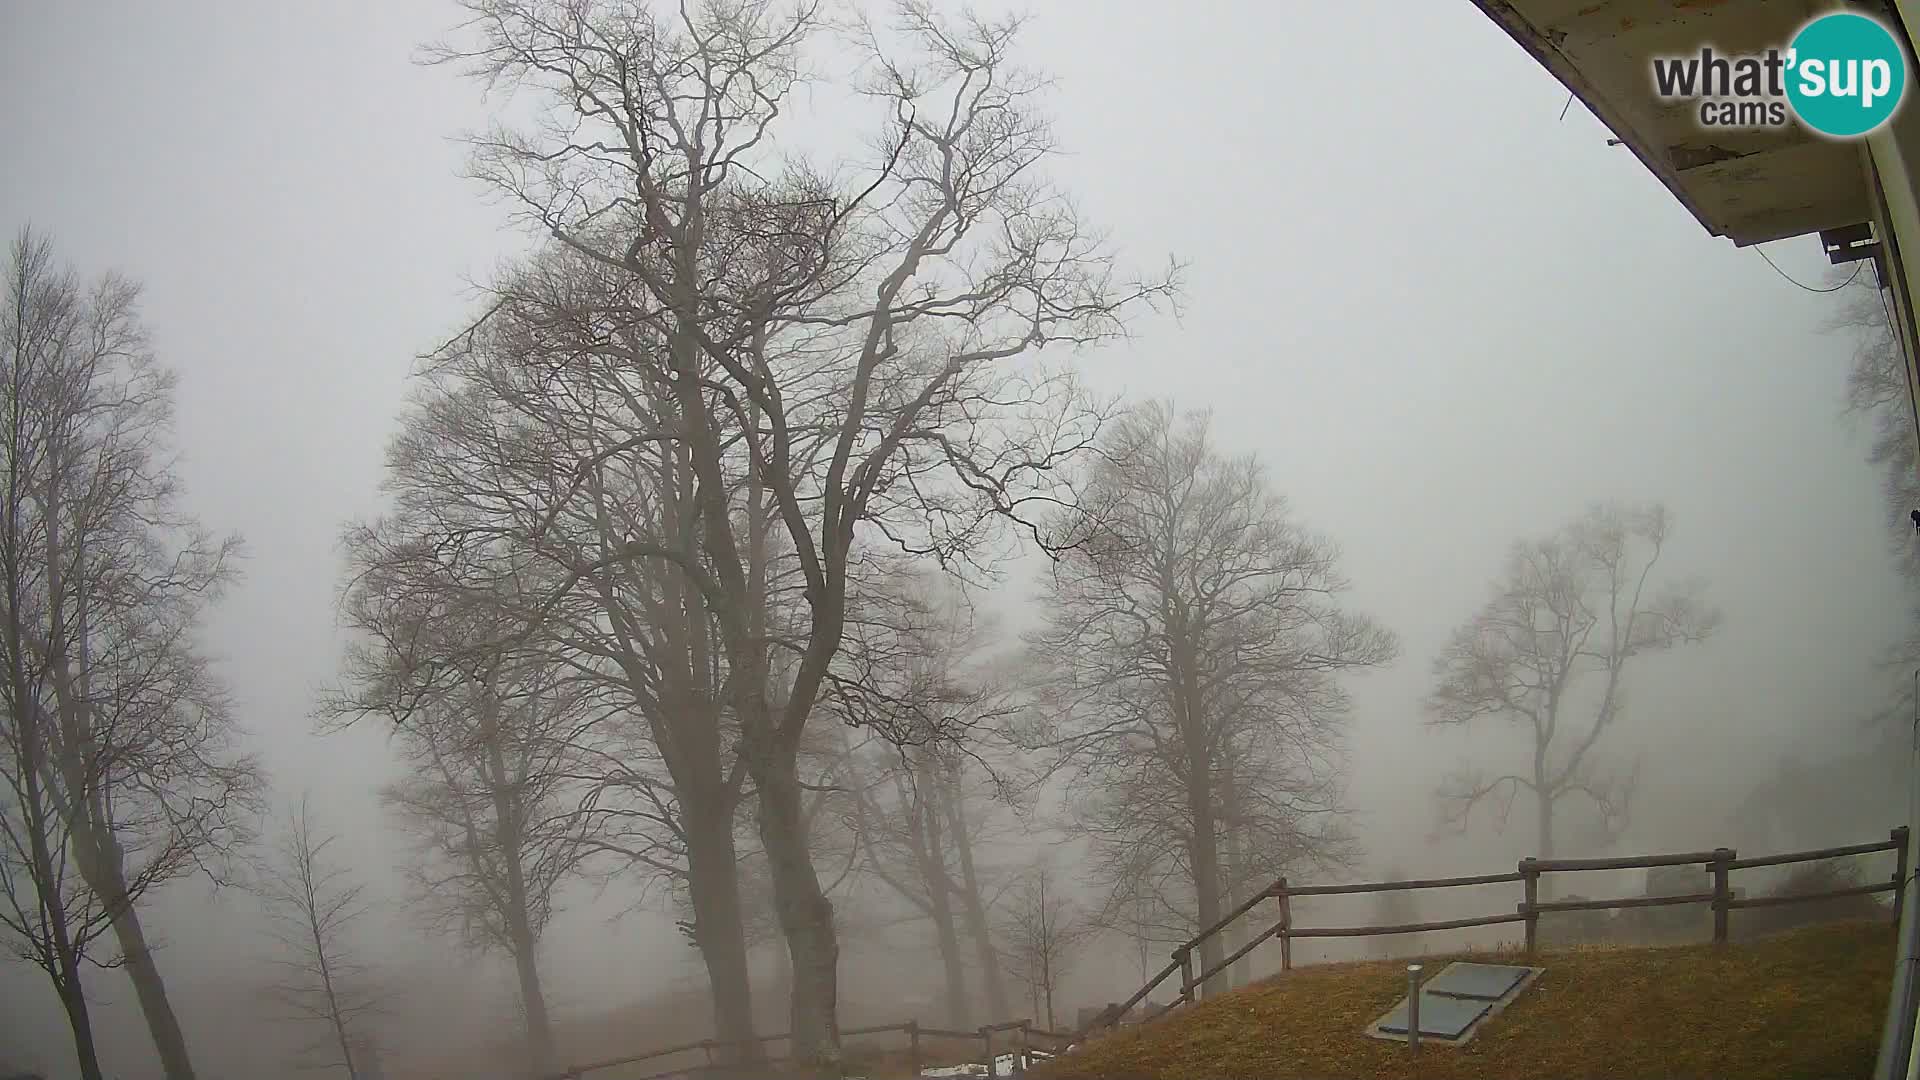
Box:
[546,1016,1076,1080]
[541,827,1910,1078]
[1076,826,1911,1042]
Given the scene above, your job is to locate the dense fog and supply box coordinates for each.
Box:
[0,3,1911,1079]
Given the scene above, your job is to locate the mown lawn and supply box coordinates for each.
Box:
[1034,920,1894,1080]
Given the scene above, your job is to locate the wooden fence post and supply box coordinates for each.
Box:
[1895,827,1911,926]
[1275,877,1293,973]
[982,1026,996,1080]
[907,1020,921,1079]
[1519,858,1539,957]
[1177,948,1195,1004]
[1710,848,1734,944]
[1014,1022,1029,1076]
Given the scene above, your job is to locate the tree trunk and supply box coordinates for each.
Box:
[774,926,794,1020]
[750,744,840,1072]
[311,913,360,1080]
[1178,684,1224,997]
[667,296,838,1073]
[685,805,761,1065]
[1169,611,1225,997]
[944,777,1010,1022]
[917,780,971,1028]
[7,635,101,1080]
[94,847,198,1080]
[1537,786,1554,863]
[1185,782,1224,997]
[1220,766,1250,990]
[507,934,557,1077]
[57,965,107,1080]
[481,704,559,1078]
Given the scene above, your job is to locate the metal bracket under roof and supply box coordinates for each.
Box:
[1822,222,1882,266]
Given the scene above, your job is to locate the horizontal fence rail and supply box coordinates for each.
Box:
[548,1015,1066,1080]
[1284,870,1526,897]
[1072,826,1911,1045]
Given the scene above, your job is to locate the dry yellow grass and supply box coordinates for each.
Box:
[1034,920,1894,1080]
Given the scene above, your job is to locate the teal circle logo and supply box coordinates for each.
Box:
[1786,12,1908,138]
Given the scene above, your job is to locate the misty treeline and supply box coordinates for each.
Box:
[15,4,1911,1080]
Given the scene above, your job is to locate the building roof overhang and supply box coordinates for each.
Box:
[1469,0,1878,246]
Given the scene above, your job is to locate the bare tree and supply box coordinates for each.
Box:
[0,229,259,1080]
[999,865,1089,1032]
[935,752,1017,1023]
[1428,501,1720,861]
[258,798,385,1080]
[377,652,595,1077]
[1836,275,1920,585]
[419,2,1175,1066]
[848,742,974,1026]
[834,572,1024,1025]
[1367,865,1420,959]
[1027,401,1394,997]
[341,304,780,1063]
[1831,276,1920,720]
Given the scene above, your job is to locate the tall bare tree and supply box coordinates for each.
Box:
[0,229,258,1080]
[258,799,385,1080]
[421,2,1175,1065]
[340,255,796,1061]
[999,864,1089,1033]
[1428,502,1720,861]
[1027,401,1393,997]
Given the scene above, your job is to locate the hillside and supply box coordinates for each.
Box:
[1034,920,1894,1080]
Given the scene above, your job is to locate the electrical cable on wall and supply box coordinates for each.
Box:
[1756,245,1865,292]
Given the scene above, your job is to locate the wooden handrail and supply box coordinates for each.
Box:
[841,1022,912,1038]
[1727,837,1904,870]
[1282,911,1529,938]
[1190,917,1290,989]
[1528,891,1717,913]
[1185,883,1285,949]
[1285,870,1525,896]
[1529,850,1723,872]
[1726,881,1899,909]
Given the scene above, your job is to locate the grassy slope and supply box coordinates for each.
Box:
[1036,920,1894,1080]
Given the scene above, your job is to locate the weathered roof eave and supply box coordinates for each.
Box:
[1468,0,1749,244]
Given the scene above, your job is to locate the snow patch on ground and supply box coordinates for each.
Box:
[918,1049,1058,1077]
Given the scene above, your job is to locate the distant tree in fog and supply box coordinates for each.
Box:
[1000,865,1091,1032]
[1831,275,1920,720]
[1026,401,1394,998]
[0,229,261,1080]
[257,798,386,1080]
[1428,501,1720,862]
[332,527,600,1078]
[1835,275,1920,584]
[1367,867,1420,958]
[838,573,1020,1026]
[376,660,592,1076]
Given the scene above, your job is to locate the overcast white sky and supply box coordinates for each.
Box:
[1,2,1911,1077]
